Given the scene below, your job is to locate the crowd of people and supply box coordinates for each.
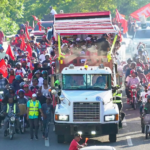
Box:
[123,42,150,116]
[0,15,124,142]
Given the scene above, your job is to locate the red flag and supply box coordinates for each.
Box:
[37,22,42,31]
[116,9,128,34]
[6,45,15,60]
[32,15,40,21]
[26,44,32,57]
[0,59,8,78]
[25,26,30,40]
[130,3,150,20]
[20,39,26,51]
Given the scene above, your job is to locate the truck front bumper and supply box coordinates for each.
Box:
[55,123,118,136]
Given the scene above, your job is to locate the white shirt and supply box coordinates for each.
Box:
[140,91,150,102]
[15,68,26,75]
[39,54,45,63]
[50,9,57,15]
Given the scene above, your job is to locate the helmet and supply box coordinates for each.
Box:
[136,66,143,73]
[130,69,135,74]
[45,53,50,57]
[21,58,27,63]
[16,62,21,66]
[147,95,150,100]
[18,89,25,94]
[138,48,144,52]
[42,35,46,38]
[23,84,29,88]
[54,80,60,86]
[15,75,21,80]
[130,62,136,66]
[19,82,26,88]
[42,70,47,74]
[34,70,41,75]
[127,58,133,64]
[9,68,14,72]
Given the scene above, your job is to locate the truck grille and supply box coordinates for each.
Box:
[73,102,100,122]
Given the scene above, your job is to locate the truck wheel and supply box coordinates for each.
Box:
[109,134,117,142]
[57,135,65,143]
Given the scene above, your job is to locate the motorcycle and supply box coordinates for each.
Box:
[7,111,16,140]
[129,85,138,110]
[143,114,150,139]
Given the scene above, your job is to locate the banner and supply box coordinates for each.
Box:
[130,3,150,20]
[0,59,8,78]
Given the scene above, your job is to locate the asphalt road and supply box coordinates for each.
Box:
[0,90,149,150]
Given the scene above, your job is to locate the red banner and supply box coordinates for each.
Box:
[0,59,8,78]
[130,3,150,20]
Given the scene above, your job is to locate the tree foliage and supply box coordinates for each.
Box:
[0,0,150,34]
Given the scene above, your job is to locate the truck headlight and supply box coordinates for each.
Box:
[55,114,69,121]
[104,114,119,122]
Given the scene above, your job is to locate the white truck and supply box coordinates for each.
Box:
[52,11,121,143]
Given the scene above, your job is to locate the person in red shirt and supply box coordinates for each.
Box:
[136,56,145,70]
[23,84,33,98]
[8,69,15,84]
[0,30,4,45]
[69,133,86,150]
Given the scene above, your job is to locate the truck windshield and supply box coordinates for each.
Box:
[135,30,150,38]
[62,74,111,90]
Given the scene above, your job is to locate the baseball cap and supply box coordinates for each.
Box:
[74,133,82,139]
[32,94,37,97]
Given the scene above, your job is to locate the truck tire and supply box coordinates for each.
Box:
[57,135,65,143]
[109,134,117,142]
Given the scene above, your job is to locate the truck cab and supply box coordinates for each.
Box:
[54,65,119,143]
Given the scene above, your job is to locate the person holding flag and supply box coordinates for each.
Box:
[69,133,87,150]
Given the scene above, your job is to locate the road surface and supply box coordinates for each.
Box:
[0,90,149,150]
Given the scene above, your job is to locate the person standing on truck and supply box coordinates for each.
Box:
[69,133,86,150]
[49,6,57,15]
[96,34,110,56]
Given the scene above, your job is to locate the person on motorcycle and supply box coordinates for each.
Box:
[16,49,24,61]
[12,75,24,92]
[136,56,145,70]
[125,62,136,78]
[140,85,149,114]
[39,50,46,63]
[136,66,148,84]
[21,58,29,74]
[15,62,26,77]
[144,64,150,75]
[127,70,140,103]
[69,133,86,150]
[23,84,33,98]
[0,72,9,91]
[30,78,40,93]
[37,89,46,106]
[8,69,15,84]
[123,58,132,74]
[138,48,148,64]
[3,96,20,136]
[17,89,27,104]
[33,70,43,87]
[50,51,57,64]
[41,97,53,140]
[43,54,50,64]
[144,95,150,114]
